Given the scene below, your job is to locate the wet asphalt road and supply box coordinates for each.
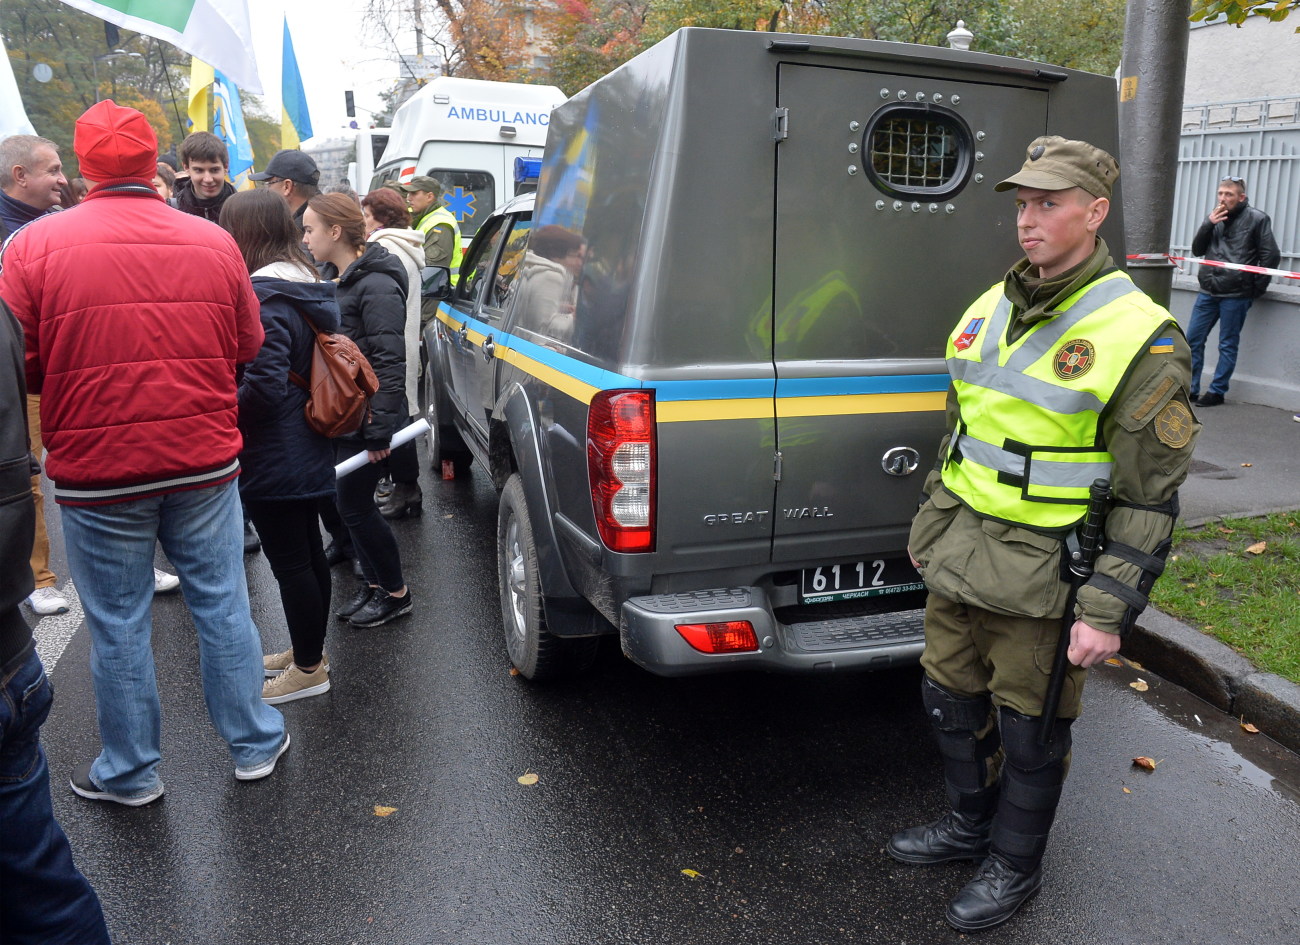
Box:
[33,457,1300,945]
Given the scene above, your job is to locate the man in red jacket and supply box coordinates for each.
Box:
[0,101,289,806]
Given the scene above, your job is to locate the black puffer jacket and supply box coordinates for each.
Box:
[0,300,37,673]
[1192,200,1282,299]
[237,264,341,501]
[321,243,409,450]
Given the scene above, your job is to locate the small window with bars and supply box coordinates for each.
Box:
[865,106,972,199]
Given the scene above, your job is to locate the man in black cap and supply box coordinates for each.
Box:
[891,136,1198,930]
[250,149,321,232]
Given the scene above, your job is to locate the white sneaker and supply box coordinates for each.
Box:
[26,586,70,615]
[153,568,181,594]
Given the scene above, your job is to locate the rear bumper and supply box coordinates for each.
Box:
[620,586,924,677]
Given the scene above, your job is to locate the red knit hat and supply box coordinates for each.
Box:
[74,100,158,183]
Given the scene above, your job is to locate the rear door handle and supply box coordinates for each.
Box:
[482,336,496,360]
[458,324,469,344]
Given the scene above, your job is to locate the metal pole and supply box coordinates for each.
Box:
[1118,0,1192,309]
[92,56,101,103]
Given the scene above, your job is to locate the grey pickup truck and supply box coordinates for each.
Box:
[419,27,1127,679]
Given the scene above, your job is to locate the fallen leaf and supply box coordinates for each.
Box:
[681,869,702,879]
[1129,660,1144,670]
[1197,599,1208,607]
[1241,463,1252,468]
[509,667,520,676]
[1218,526,1235,534]
[518,772,539,785]
[1246,541,1267,555]
[1104,657,1123,666]
[374,805,397,817]
[1123,787,1132,794]
[1130,679,1149,692]
[1240,717,1260,734]
[1132,756,1161,771]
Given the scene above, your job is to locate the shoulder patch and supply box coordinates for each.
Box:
[1154,400,1194,448]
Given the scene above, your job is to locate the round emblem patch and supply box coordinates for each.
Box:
[1030,145,1046,161]
[1154,400,1194,448]
[1053,339,1095,380]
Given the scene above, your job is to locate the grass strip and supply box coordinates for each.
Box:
[1150,511,1300,685]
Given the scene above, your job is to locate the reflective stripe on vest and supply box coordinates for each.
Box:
[943,270,1172,528]
[416,206,462,276]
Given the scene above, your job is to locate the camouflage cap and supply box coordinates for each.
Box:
[400,175,443,196]
[994,136,1119,199]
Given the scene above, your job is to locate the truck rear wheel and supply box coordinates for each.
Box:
[497,474,596,680]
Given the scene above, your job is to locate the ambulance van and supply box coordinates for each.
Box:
[421,28,1127,680]
[369,76,566,244]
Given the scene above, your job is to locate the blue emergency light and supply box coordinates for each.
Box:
[514,157,542,185]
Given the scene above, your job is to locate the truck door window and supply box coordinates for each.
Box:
[421,169,495,241]
[487,217,533,311]
[864,106,973,200]
[454,215,509,309]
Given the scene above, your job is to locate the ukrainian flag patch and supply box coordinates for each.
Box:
[1149,337,1175,354]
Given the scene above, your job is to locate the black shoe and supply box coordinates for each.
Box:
[323,540,354,568]
[378,481,423,520]
[1195,392,1225,407]
[335,584,377,619]
[349,589,414,628]
[887,811,992,865]
[243,520,261,554]
[374,476,395,501]
[946,856,1043,932]
[70,760,164,807]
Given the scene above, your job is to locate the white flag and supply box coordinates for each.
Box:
[57,0,262,94]
[1,32,38,137]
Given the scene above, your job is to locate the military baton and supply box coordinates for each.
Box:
[1039,478,1111,746]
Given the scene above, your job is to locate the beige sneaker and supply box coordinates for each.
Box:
[264,648,330,678]
[262,663,331,704]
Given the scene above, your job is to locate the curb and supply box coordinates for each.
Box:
[1126,608,1300,755]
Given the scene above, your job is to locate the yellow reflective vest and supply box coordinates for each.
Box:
[416,205,463,276]
[943,270,1175,529]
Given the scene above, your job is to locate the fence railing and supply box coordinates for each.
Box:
[1170,96,1300,280]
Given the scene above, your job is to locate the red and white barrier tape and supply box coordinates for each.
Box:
[1127,253,1300,281]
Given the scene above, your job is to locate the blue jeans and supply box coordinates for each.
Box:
[61,480,285,797]
[1187,293,1253,397]
[1,649,111,944]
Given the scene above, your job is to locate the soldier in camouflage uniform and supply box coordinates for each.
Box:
[891,137,1199,931]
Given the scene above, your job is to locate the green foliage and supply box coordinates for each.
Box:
[1152,512,1300,684]
[1191,0,1297,30]
[1008,0,1126,74]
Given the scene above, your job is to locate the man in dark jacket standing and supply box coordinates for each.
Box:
[0,299,111,943]
[1187,176,1281,406]
[248,148,320,232]
[0,101,289,806]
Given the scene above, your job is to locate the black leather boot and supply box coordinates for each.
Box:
[946,855,1043,931]
[888,677,1000,865]
[944,707,1071,931]
[378,481,423,520]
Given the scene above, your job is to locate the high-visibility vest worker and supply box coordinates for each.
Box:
[942,269,1177,530]
[415,204,463,277]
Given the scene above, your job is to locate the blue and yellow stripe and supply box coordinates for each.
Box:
[436,305,948,422]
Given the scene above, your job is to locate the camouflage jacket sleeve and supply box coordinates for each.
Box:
[1076,326,1200,633]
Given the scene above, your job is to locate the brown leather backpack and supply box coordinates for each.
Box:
[289,316,381,438]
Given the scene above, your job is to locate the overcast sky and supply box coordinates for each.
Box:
[248,1,421,146]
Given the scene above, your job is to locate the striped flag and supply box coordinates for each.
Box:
[211,68,255,189]
[56,0,262,93]
[1,32,37,136]
[280,17,312,149]
[187,58,214,132]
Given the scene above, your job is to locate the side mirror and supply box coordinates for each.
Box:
[421,266,451,300]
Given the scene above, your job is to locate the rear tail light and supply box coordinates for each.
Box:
[587,390,655,552]
[675,621,760,654]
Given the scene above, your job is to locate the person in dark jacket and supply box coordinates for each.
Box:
[220,190,341,703]
[303,193,415,629]
[0,299,111,944]
[1186,176,1281,407]
[174,131,236,224]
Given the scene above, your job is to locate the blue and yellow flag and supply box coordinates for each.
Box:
[212,68,255,189]
[281,17,312,149]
